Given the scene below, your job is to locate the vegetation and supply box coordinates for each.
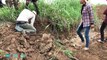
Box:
[0,0,98,32]
[0,7,16,22]
[54,39,77,60]
[38,0,81,31]
[0,0,82,32]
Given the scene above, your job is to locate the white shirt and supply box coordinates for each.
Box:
[1,0,6,4]
[17,9,36,26]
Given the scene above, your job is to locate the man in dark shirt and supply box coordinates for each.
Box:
[98,8,107,42]
[26,0,39,15]
[0,0,3,7]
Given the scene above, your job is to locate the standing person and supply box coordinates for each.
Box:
[15,9,37,34]
[0,0,3,7]
[26,0,39,15]
[76,0,94,50]
[98,8,107,42]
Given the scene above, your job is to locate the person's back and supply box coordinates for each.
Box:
[15,9,37,34]
[17,9,35,22]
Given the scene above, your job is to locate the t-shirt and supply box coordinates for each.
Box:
[17,9,35,22]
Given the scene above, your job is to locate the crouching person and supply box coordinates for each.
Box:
[15,9,37,34]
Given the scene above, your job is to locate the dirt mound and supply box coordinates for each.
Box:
[0,22,76,60]
[0,22,53,60]
[0,22,107,60]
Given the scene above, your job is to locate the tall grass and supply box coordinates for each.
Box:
[0,7,16,22]
[38,0,81,31]
[0,3,31,22]
[0,0,82,32]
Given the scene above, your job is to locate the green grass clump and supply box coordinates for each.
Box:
[38,0,81,31]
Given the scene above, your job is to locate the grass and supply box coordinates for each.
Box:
[0,4,25,22]
[0,7,16,22]
[1,0,81,32]
[38,0,81,32]
[53,39,77,60]
[63,50,73,58]
[0,0,99,32]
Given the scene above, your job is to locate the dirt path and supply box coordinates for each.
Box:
[74,31,107,60]
[75,41,107,60]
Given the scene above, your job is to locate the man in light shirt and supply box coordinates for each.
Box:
[15,9,37,33]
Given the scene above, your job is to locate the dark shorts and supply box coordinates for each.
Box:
[31,0,37,2]
[16,21,28,24]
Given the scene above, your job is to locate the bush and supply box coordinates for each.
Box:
[0,7,16,22]
[38,0,81,31]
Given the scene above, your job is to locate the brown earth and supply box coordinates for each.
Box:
[74,32,107,60]
[0,22,107,60]
[0,21,76,60]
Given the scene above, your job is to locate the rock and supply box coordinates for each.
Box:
[63,39,69,44]
[11,58,18,60]
[24,35,30,40]
[26,48,35,52]
[48,52,52,56]
[19,45,24,48]
[18,40,25,45]
[11,38,16,43]
[40,43,53,53]
[17,47,26,52]
[29,41,35,45]
[0,41,2,44]
[40,43,46,49]
[47,38,53,43]
[24,40,30,48]
[42,33,51,40]
[17,46,35,53]
[5,47,11,52]
[29,36,36,41]
[18,37,30,48]
[6,24,11,28]
[36,39,40,42]
[5,44,16,52]
[26,52,45,60]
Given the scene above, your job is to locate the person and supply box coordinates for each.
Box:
[26,0,39,15]
[15,9,37,34]
[0,0,3,7]
[76,0,94,50]
[98,8,107,42]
